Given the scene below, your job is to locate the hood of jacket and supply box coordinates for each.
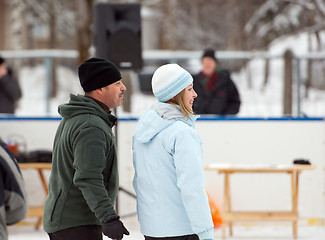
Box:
[134,102,198,143]
[58,94,117,127]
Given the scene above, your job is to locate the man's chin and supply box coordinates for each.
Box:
[117,100,123,107]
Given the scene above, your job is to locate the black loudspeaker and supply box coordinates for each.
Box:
[94,3,142,69]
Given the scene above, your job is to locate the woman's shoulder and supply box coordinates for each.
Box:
[166,120,199,139]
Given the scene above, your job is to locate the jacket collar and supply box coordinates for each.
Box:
[84,95,117,127]
[84,95,111,114]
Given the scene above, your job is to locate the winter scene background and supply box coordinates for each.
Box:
[8,32,325,118]
[4,34,325,240]
[2,0,325,240]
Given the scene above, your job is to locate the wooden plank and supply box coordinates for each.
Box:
[205,163,316,173]
[26,206,43,217]
[223,211,298,221]
[19,162,52,170]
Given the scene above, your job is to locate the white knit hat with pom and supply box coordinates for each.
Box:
[151,64,193,102]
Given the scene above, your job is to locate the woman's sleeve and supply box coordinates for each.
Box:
[173,129,214,239]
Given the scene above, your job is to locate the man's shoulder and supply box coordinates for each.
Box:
[87,113,111,128]
[65,113,109,131]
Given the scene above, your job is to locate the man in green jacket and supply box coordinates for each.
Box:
[43,58,129,240]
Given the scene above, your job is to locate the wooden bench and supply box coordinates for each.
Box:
[205,163,315,238]
[19,163,52,229]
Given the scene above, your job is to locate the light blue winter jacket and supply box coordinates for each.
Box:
[132,102,214,239]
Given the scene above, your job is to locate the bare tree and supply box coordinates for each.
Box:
[6,0,26,50]
[244,0,325,49]
[144,0,265,51]
[75,0,95,64]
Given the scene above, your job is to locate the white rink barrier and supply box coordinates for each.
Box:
[0,116,324,223]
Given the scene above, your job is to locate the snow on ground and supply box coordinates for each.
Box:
[7,220,325,240]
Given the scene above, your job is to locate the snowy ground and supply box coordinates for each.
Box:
[8,220,325,240]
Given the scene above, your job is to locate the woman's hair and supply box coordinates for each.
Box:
[166,88,194,119]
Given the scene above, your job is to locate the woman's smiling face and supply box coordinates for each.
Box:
[183,83,197,111]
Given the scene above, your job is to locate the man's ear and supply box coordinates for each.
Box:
[95,88,103,95]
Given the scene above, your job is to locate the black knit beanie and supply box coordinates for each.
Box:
[78,58,121,92]
[201,49,218,62]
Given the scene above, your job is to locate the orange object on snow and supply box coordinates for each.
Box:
[207,192,223,228]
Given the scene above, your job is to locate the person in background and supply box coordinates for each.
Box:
[43,58,129,240]
[133,64,214,240]
[0,138,28,240]
[0,56,22,114]
[193,49,241,115]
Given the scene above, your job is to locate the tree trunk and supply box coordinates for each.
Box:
[0,1,6,50]
[75,0,94,65]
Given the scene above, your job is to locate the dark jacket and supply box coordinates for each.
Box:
[193,69,240,115]
[0,71,22,114]
[0,139,27,240]
[43,94,119,233]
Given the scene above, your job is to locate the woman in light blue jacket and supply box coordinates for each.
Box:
[133,64,214,240]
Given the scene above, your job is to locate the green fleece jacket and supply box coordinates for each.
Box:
[43,94,119,233]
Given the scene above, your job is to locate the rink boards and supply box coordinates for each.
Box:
[0,116,324,224]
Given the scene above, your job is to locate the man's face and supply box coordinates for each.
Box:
[201,57,217,77]
[101,80,126,109]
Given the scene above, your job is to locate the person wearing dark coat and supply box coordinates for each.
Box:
[0,56,22,114]
[43,58,129,240]
[193,49,240,115]
[0,138,28,240]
